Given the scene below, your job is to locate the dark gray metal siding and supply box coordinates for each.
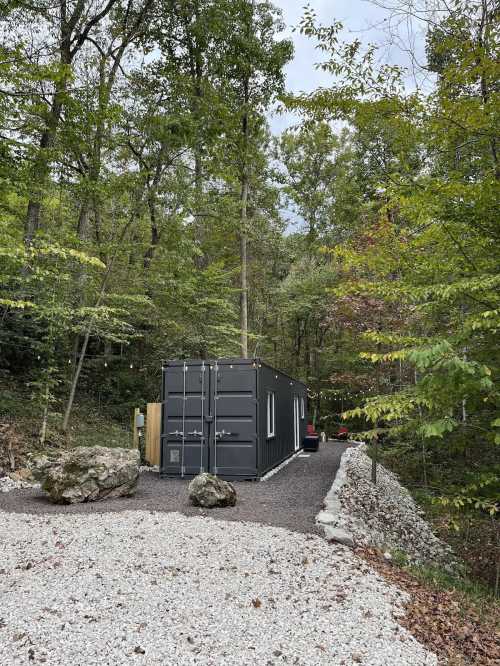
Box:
[161,360,210,476]
[210,359,258,477]
[160,358,307,480]
[257,362,307,475]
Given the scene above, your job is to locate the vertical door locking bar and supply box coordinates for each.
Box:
[199,361,205,473]
[181,362,187,477]
[213,360,218,475]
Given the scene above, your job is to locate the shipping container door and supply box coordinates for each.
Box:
[210,362,257,477]
[162,363,210,476]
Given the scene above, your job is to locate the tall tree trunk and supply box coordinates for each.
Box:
[371,328,383,484]
[143,160,166,270]
[62,324,93,433]
[76,202,90,239]
[239,173,249,358]
[62,217,133,432]
[238,0,255,358]
[39,384,50,447]
[23,0,123,244]
[478,0,499,179]
[183,0,207,270]
[24,89,65,245]
[143,214,159,270]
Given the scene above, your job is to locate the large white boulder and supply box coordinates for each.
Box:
[33,446,139,504]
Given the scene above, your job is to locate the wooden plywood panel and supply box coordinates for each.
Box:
[146,402,161,466]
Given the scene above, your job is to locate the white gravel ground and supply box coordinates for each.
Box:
[0,476,39,493]
[0,510,436,665]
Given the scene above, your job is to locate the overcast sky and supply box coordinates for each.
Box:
[268,0,429,229]
[269,0,426,133]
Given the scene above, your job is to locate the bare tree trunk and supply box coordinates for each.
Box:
[421,438,428,487]
[6,438,15,472]
[25,201,42,246]
[23,0,121,244]
[143,219,159,270]
[62,326,92,433]
[239,173,249,358]
[238,0,255,359]
[371,328,383,484]
[39,384,50,447]
[24,97,64,244]
[183,1,208,271]
[62,217,133,432]
[77,202,90,239]
[143,187,161,270]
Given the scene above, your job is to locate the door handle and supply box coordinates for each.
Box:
[169,430,183,436]
[187,430,203,437]
[215,429,233,439]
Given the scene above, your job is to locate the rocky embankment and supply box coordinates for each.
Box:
[317,445,452,566]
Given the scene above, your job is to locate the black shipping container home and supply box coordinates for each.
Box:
[160,358,307,480]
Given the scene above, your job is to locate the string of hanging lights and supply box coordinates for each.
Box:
[8,349,143,370]
[3,344,379,393]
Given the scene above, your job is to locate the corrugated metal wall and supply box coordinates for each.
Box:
[160,358,307,480]
[257,363,307,475]
[209,360,258,477]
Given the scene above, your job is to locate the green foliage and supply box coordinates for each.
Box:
[406,561,495,603]
[0,0,291,431]
[434,475,499,516]
[285,2,499,558]
[276,124,363,245]
[0,0,498,590]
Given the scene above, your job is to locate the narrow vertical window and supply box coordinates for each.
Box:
[267,391,275,438]
[300,396,305,419]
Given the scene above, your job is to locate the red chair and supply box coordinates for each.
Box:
[336,426,349,440]
[303,423,320,451]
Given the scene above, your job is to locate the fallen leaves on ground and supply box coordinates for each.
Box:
[357,547,500,666]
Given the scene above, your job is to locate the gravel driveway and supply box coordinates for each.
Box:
[0,441,353,535]
[0,441,437,664]
[0,510,436,665]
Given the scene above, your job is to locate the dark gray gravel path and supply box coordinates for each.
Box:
[0,441,353,534]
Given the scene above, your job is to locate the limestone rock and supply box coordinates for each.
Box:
[188,473,236,508]
[33,446,139,504]
[324,526,355,548]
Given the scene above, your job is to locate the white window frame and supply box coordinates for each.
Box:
[267,391,276,438]
[300,396,305,420]
[293,395,300,451]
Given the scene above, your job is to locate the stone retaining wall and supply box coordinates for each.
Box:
[317,444,453,566]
